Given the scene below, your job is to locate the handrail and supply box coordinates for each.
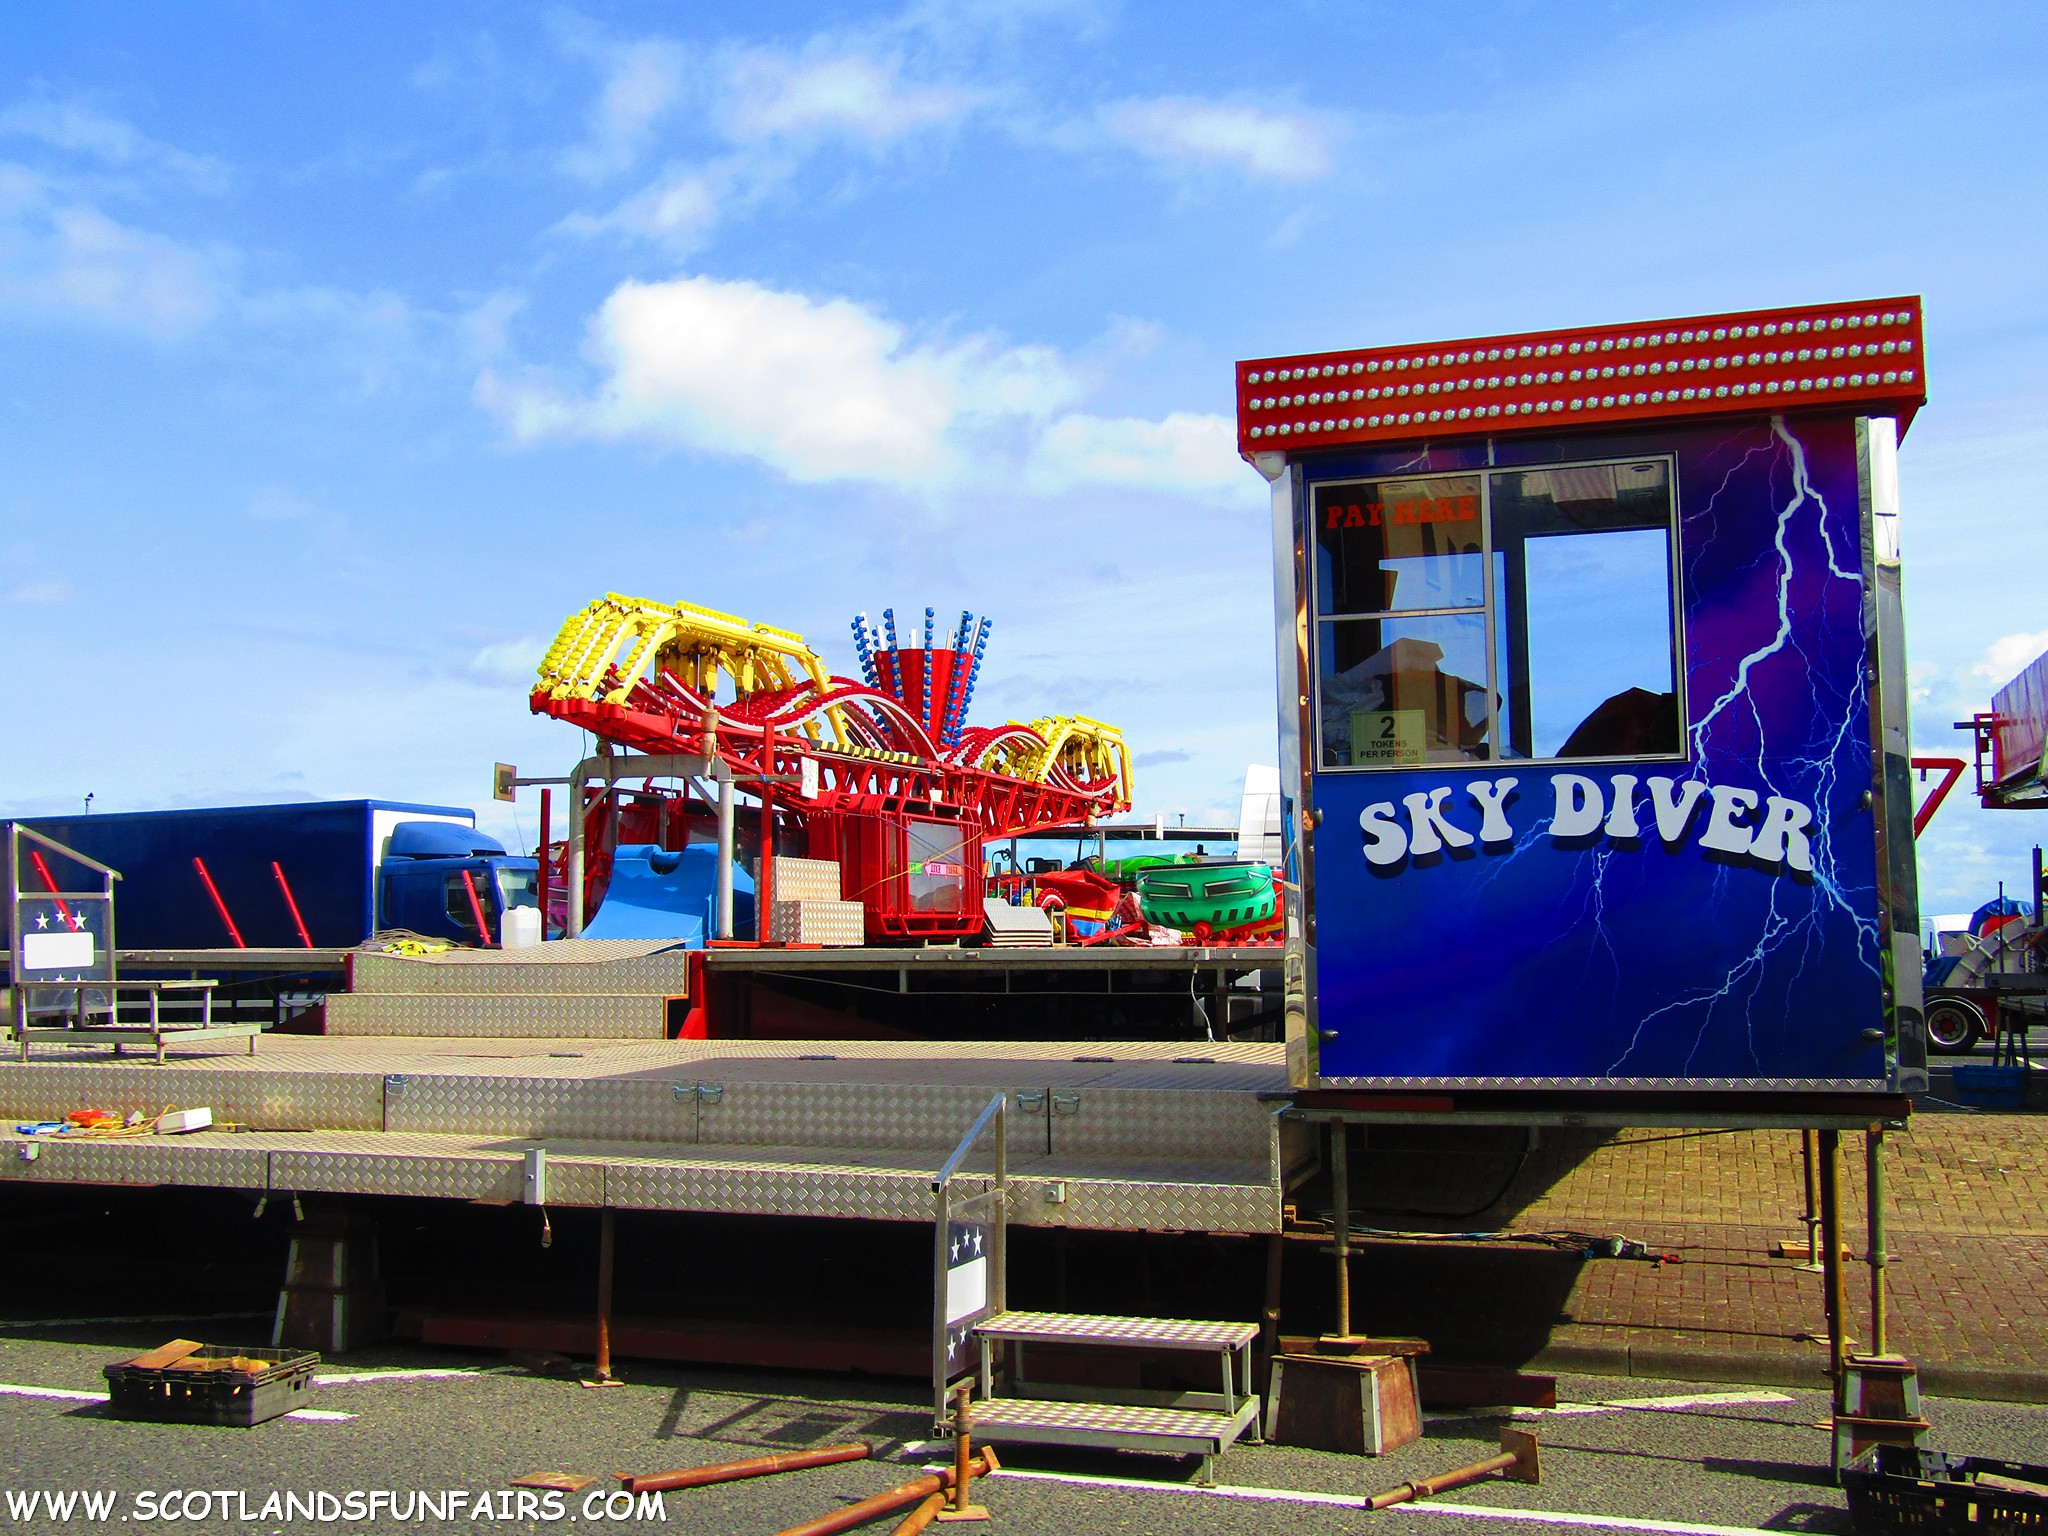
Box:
[7,823,123,880]
[933,1093,1006,1190]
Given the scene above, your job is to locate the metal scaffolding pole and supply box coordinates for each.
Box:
[1818,1129,1848,1407]
[1330,1122,1352,1340]
[1801,1129,1823,1268]
[1865,1126,1888,1357]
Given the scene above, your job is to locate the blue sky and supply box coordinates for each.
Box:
[1,0,2043,912]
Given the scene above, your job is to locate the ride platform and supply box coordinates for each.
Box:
[0,1034,1302,1234]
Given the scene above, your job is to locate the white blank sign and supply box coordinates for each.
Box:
[22,931,95,971]
[945,1258,988,1324]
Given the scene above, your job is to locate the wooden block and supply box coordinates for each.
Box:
[511,1474,597,1492]
[1976,1473,2048,1498]
[124,1339,204,1370]
[1267,1353,1420,1456]
[1279,1334,1430,1358]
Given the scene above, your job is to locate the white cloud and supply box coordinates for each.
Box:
[3,577,71,605]
[247,486,319,523]
[478,272,1238,500]
[470,637,547,684]
[1971,630,2048,685]
[561,37,690,180]
[558,47,977,252]
[1030,412,1241,495]
[0,95,230,192]
[557,163,730,251]
[1100,97,1335,181]
[720,52,977,143]
[0,164,223,336]
[482,273,983,481]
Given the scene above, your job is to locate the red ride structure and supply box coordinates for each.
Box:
[530,594,1134,942]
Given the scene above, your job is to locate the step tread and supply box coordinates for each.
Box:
[976,1310,1258,1349]
[971,1395,1244,1441]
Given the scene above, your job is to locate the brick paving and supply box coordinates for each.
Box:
[1339,1113,2048,1395]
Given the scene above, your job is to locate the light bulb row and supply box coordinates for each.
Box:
[1245,369,1917,439]
[1245,340,1912,412]
[1236,302,1924,449]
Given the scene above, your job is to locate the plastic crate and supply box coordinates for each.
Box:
[1952,1064,2028,1109]
[103,1346,320,1427]
[1843,1445,2048,1536]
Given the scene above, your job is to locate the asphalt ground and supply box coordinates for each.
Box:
[2,1327,2045,1536]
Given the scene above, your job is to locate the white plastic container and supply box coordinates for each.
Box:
[500,905,542,949]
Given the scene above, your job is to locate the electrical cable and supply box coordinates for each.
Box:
[1334,1129,1533,1220]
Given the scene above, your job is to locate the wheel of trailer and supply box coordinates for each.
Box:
[1924,993,1986,1054]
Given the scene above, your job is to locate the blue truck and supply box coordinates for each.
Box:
[17,800,539,950]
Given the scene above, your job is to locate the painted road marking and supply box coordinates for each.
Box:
[312,1369,482,1385]
[990,1467,1778,1536]
[0,1381,353,1423]
[1515,1391,1795,1419]
[0,1311,271,1329]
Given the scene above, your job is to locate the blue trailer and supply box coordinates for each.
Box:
[17,800,539,950]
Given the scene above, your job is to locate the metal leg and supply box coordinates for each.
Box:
[1331,1119,1352,1340]
[1259,1230,1284,1393]
[589,1207,617,1385]
[1819,1129,1847,1409]
[1801,1129,1822,1269]
[1866,1127,1888,1357]
[1195,1453,1215,1488]
[1241,1342,1264,1442]
[152,989,163,1065]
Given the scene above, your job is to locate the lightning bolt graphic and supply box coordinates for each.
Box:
[1605,416,1879,1077]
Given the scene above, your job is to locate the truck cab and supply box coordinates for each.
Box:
[376,821,539,946]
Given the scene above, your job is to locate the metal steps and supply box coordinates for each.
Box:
[327,940,692,1037]
[966,1310,1262,1481]
[971,1395,1260,1457]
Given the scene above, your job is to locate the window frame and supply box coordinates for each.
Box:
[1308,451,1688,773]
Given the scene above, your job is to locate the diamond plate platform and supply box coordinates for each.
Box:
[0,1127,1282,1232]
[350,942,691,997]
[0,1037,1291,1232]
[0,1064,385,1132]
[323,994,670,1037]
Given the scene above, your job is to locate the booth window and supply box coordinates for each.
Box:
[907,820,970,913]
[1312,459,1681,768]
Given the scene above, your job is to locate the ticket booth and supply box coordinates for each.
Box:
[1241,298,1927,1093]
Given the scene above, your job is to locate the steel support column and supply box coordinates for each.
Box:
[1818,1129,1847,1406]
[1866,1126,1888,1357]
[1330,1121,1352,1340]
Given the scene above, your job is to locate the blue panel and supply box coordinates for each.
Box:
[387,822,505,859]
[582,844,756,944]
[1303,416,1884,1085]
